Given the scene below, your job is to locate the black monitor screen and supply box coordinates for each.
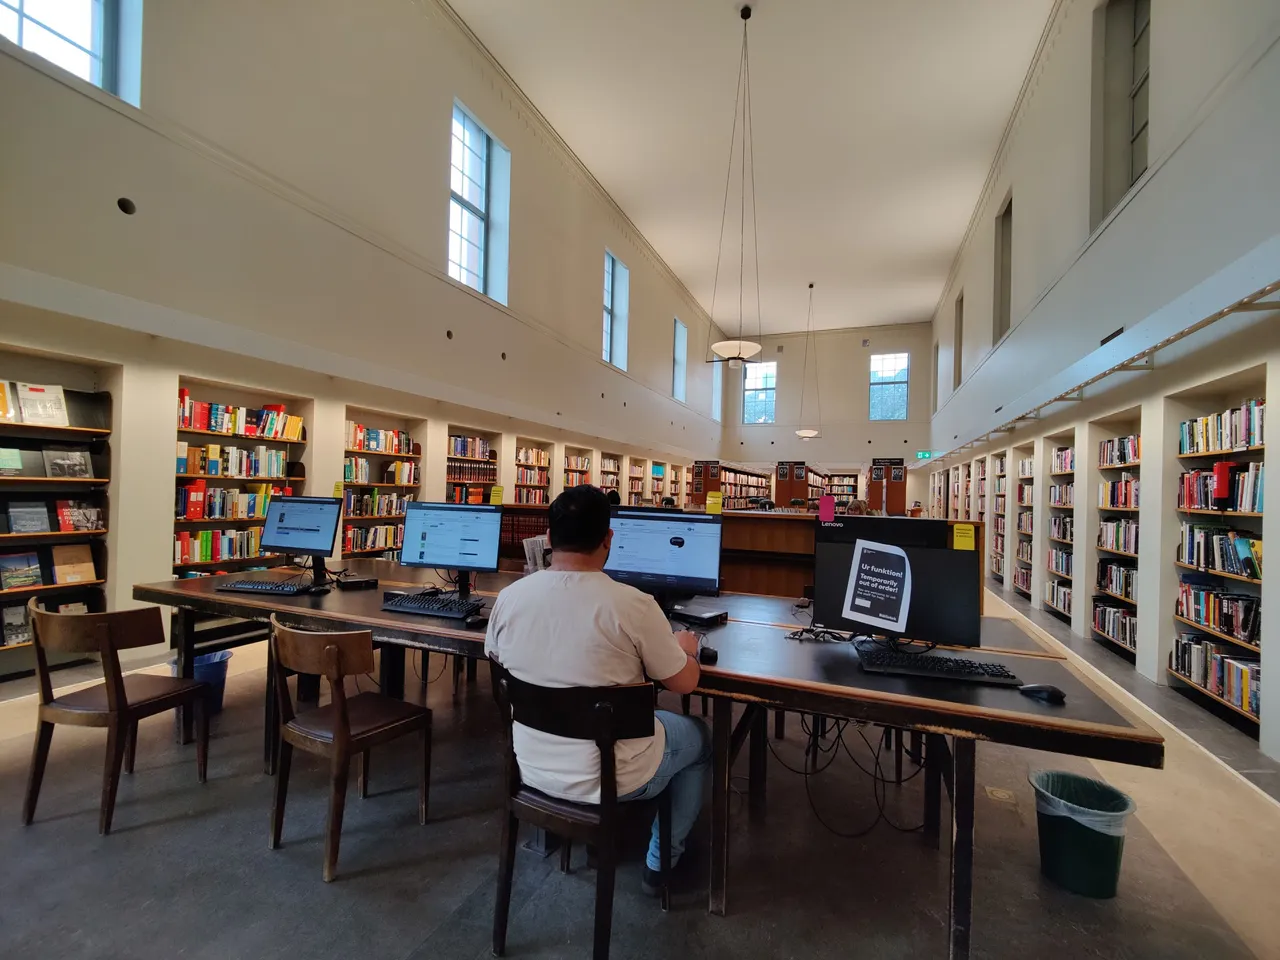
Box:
[813,517,979,646]
[260,496,342,557]
[399,502,502,572]
[605,509,721,595]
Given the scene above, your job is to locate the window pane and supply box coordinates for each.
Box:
[448,199,486,293]
[870,353,910,384]
[744,361,777,390]
[673,319,687,402]
[26,0,98,49]
[602,309,612,363]
[0,6,17,43]
[1131,125,1148,184]
[1132,26,1149,83]
[1131,77,1148,137]
[743,389,776,424]
[22,19,94,82]
[869,383,908,421]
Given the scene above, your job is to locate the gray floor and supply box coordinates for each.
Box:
[990,577,1280,802]
[0,653,1254,960]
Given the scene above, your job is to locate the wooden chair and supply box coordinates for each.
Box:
[22,599,209,835]
[489,656,671,960]
[268,615,432,882]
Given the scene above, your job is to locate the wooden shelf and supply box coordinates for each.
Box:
[1048,502,1074,509]
[1048,536,1073,546]
[993,473,1006,478]
[174,517,265,526]
[447,455,495,463]
[0,422,110,438]
[342,514,406,522]
[1098,460,1141,469]
[991,549,1004,557]
[177,473,289,482]
[1050,470,1074,477]
[600,469,619,475]
[173,555,280,569]
[344,448,420,459]
[513,483,548,489]
[446,478,495,485]
[0,529,107,541]
[1166,668,1258,723]
[0,641,33,650]
[1012,584,1031,598]
[179,427,304,445]
[1092,626,1135,654]
[1015,557,1032,567]
[1044,599,1071,618]
[1098,588,1136,606]
[0,579,105,598]
[342,547,391,557]
[0,476,108,485]
[1098,505,1140,513]
[1173,561,1260,585]
[1172,614,1259,653]
[1096,545,1138,558]
[1177,445,1264,460]
[1177,508,1263,517]
[343,481,419,489]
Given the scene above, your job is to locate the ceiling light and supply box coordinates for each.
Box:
[795,283,823,440]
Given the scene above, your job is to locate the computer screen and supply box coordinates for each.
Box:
[604,509,721,595]
[260,496,342,557]
[812,516,980,646]
[399,502,503,572]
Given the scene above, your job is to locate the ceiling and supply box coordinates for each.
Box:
[448,0,1054,336]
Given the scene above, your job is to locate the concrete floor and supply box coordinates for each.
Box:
[0,629,1269,960]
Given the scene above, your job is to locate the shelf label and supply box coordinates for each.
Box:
[332,481,343,498]
[953,523,975,551]
[490,485,504,505]
[705,491,723,515]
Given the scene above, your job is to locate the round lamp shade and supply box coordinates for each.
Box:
[711,339,763,362]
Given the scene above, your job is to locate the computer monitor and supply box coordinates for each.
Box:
[260,496,343,591]
[604,508,721,600]
[812,516,980,647]
[399,502,503,600]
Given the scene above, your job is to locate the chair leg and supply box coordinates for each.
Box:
[358,750,370,800]
[680,694,690,716]
[701,695,708,716]
[492,812,519,957]
[593,832,618,960]
[270,741,293,849]
[323,753,351,882]
[452,656,464,698]
[22,721,54,826]
[123,721,138,775]
[658,790,672,913]
[195,697,209,784]
[774,710,785,740]
[419,721,432,825]
[560,838,573,874]
[100,721,128,835]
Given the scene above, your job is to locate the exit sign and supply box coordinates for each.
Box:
[916,451,933,460]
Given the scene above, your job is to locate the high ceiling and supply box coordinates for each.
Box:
[447,0,1055,335]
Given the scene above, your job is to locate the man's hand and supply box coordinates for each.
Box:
[675,630,700,658]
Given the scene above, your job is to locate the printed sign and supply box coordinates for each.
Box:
[842,540,912,633]
[891,466,904,482]
[871,465,885,482]
[778,463,790,480]
[795,465,806,480]
[953,524,975,551]
[489,485,504,505]
[705,491,723,515]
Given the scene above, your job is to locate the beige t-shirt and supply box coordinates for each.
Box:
[484,570,690,802]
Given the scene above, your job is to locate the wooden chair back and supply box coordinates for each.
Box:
[488,656,653,809]
[269,615,374,742]
[28,600,165,710]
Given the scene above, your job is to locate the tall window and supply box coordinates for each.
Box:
[993,198,1013,342]
[711,360,723,422]
[869,353,909,421]
[448,103,510,304]
[743,361,777,424]
[1,0,116,91]
[602,252,629,370]
[1093,0,1149,226]
[931,341,940,413]
[1128,0,1150,185]
[672,318,688,402]
[952,292,965,390]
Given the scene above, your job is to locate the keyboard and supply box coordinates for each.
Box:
[857,647,1022,687]
[381,592,484,620]
[216,579,307,596]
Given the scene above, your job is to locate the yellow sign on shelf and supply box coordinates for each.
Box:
[705,491,723,515]
[489,485,504,505]
[332,481,344,498]
[953,523,975,551]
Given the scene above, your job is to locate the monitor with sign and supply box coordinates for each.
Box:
[604,508,721,598]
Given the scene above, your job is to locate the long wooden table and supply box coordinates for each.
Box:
[134,571,1162,960]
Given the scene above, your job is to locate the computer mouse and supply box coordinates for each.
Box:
[463,614,488,629]
[1019,683,1066,705]
[698,644,718,665]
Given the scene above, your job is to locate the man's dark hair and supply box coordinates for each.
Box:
[606,489,621,505]
[550,484,611,552]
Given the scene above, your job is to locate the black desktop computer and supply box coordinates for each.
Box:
[604,508,726,625]
[217,495,343,596]
[383,501,503,619]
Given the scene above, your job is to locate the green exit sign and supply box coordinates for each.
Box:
[916,451,933,460]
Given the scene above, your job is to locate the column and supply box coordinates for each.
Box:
[1029,436,1050,610]
[550,441,568,499]
[498,433,518,502]
[1073,418,1102,639]
[422,419,450,502]
[1258,361,1280,758]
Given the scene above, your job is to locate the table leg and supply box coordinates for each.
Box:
[466,658,478,683]
[748,705,767,819]
[709,696,732,916]
[924,732,944,849]
[172,608,195,744]
[523,826,560,858]
[894,728,904,784]
[773,710,785,740]
[948,738,976,960]
[264,641,279,775]
[379,645,406,699]
[295,673,321,704]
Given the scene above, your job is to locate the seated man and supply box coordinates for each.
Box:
[485,484,709,894]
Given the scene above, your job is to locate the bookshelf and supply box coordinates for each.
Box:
[683,464,694,504]
[960,462,972,521]
[973,456,988,523]
[828,473,858,501]
[514,438,552,505]
[341,409,422,559]
[627,458,647,506]
[1168,377,1264,726]
[669,464,684,507]
[720,465,771,510]
[806,467,828,505]
[651,462,667,501]
[564,445,592,490]
[1093,416,1140,657]
[1043,433,1075,624]
[446,427,499,504]
[1013,444,1034,597]
[0,377,112,675]
[599,452,621,495]
[174,380,306,574]
[990,454,1007,582]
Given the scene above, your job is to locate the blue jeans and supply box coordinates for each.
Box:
[620,710,711,871]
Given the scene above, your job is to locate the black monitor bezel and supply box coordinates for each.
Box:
[259,495,343,558]
[605,507,723,597]
[397,501,504,573]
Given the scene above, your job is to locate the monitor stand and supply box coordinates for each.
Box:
[306,557,332,595]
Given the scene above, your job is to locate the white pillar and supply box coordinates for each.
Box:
[1074,419,1102,639]
[1259,361,1280,758]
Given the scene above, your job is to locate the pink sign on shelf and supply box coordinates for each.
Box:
[818,495,836,522]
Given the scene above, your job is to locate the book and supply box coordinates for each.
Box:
[0,551,43,590]
[176,440,189,474]
[0,382,17,423]
[15,383,69,426]
[8,501,51,533]
[41,447,94,479]
[2,605,31,645]
[0,447,23,476]
[52,544,95,584]
[55,500,103,532]
[57,601,89,614]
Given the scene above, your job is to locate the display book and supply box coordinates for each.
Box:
[447,434,498,503]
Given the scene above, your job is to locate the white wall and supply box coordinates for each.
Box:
[930,0,1280,451]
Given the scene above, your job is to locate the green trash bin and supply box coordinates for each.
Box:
[1029,770,1136,899]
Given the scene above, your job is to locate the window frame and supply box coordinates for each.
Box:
[1,0,118,92]
[869,352,910,422]
[602,251,628,370]
[448,104,491,296]
[742,360,778,425]
[671,318,688,403]
[1128,0,1150,185]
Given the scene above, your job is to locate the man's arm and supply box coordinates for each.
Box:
[655,630,701,694]
[632,596,701,694]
